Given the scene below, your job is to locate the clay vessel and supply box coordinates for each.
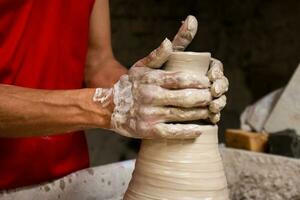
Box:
[124,52,229,200]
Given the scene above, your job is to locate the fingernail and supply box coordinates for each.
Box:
[187,16,196,30]
[215,85,220,94]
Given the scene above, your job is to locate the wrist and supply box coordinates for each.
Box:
[78,88,115,129]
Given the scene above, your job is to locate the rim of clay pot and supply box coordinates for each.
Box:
[171,51,211,57]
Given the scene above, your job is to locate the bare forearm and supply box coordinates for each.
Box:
[0,84,113,137]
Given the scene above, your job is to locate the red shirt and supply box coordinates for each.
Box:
[0,0,95,189]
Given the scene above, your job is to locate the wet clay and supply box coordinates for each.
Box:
[124,52,229,200]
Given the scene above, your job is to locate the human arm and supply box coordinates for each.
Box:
[0,85,112,137]
[0,0,123,137]
[85,0,127,88]
[0,16,227,139]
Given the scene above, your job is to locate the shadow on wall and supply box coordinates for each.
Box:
[90,0,300,165]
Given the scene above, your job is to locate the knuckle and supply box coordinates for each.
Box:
[212,58,222,66]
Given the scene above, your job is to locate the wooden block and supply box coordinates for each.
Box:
[264,63,300,135]
[225,129,268,152]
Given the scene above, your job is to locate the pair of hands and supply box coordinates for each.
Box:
[94,16,228,139]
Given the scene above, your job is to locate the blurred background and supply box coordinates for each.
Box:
[86,0,300,166]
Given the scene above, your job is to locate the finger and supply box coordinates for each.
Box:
[207,58,224,81]
[209,95,227,113]
[134,38,173,69]
[128,66,152,81]
[140,70,210,89]
[172,15,198,51]
[209,112,221,124]
[211,77,229,97]
[139,85,212,108]
[153,123,204,139]
[139,106,209,122]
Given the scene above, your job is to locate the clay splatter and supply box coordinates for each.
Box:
[44,185,51,192]
[59,180,65,191]
[87,168,95,176]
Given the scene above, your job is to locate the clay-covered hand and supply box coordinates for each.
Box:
[172,15,228,123]
[109,39,215,139]
[93,15,228,139]
[207,58,228,122]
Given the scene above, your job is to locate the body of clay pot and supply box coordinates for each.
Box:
[124,52,229,200]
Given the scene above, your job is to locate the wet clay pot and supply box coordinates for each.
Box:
[124,52,229,200]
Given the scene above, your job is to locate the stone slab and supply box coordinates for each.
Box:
[221,148,300,200]
[264,63,300,135]
[240,88,282,132]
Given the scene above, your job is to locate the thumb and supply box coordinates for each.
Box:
[172,15,198,51]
